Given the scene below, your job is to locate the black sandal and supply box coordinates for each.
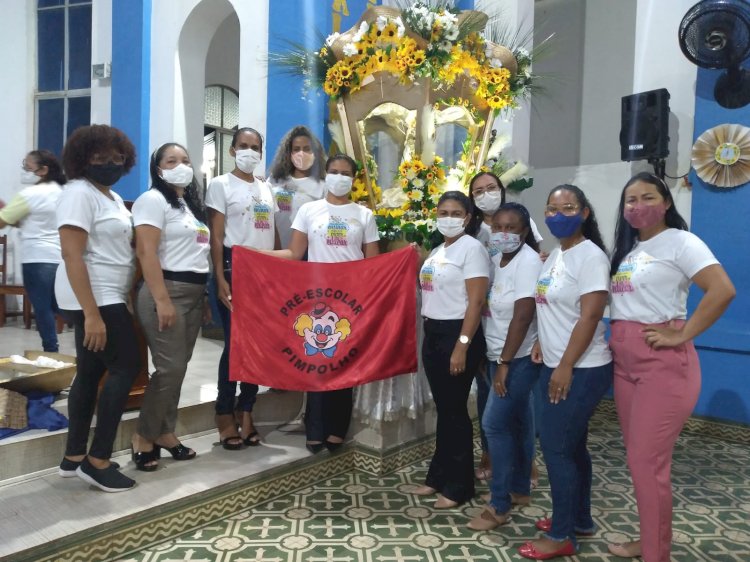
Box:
[243,431,261,446]
[131,446,159,472]
[158,442,196,460]
[217,414,243,450]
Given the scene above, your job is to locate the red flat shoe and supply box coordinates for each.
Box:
[518,540,576,560]
[535,517,596,536]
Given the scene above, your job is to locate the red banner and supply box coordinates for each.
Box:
[229,247,418,391]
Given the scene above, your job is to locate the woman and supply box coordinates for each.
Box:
[0,150,66,352]
[607,173,735,562]
[268,125,326,249]
[55,125,139,492]
[412,191,489,508]
[129,143,210,470]
[206,127,279,449]
[271,154,379,453]
[468,203,542,530]
[466,171,544,481]
[518,185,613,559]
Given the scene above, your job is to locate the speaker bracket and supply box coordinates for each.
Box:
[648,157,666,179]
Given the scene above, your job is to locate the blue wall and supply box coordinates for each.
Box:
[688,64,750,425]
[110,0,151,202]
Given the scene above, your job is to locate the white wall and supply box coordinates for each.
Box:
[527,0,698,252]
[90,0,112,124]
[205,15,241,92]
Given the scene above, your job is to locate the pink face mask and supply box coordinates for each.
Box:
[623,203,667,230]
[291,151,315,171]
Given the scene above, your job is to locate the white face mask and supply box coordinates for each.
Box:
[160,163,194,188]
[489,231,523,254]
[436,216,466,238]
[234,148,261,174]
[21,170,40,185]
[474,191,503,214]
[325,173,353,197]
[291,151,315,171]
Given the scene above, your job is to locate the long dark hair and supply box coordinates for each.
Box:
[466,171,505,237]
[268,126,326,182]
[548,184,607,253]
[27,150,66,185]
[149,143,206,223]
[495,202,539,253]
[610,172,688,275]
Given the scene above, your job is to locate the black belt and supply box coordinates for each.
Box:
[162,270,208,285]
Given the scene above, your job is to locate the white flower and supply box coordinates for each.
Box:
[405,169,417,180]
[499,161,529,185]
[517,47,530,58]
[376,15,388,31]
[343,43,358,57]
[409,190,424,201]
[444,26,459,41]
[438,39,453,52]
[394,16,406,37]
[325,32,340,47]
[352,21,369,43]
[412,178,425,188]
[490,58,503,69]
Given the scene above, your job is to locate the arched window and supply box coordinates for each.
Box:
[203,85,239,181]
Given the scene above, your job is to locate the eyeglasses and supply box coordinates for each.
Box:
[472,183,501,196]
[90,153,126,166]
[544,204,580,216]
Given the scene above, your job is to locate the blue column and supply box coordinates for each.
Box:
[110,0,151,201]
[688,64,750,424]
[266,0,379,157]
[455,0,475,9]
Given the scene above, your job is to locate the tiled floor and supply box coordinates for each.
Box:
[118,412,750,562]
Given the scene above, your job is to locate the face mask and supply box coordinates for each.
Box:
[624,203,666,230]
[160,163,194,188]
[21,170,40,185]
[474,191,503,214]
[437,216,466,238]
[291,151,315,171]
[234,148,261,174]
[489,231,523,254]
[325,173,353,196]
[545,212,583,239]
[85,163,125,187]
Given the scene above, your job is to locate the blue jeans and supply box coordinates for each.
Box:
[539,362,613,543]
[214,249,258,415]
[22,262,59,352]
[475,365,490,451]
[483,356,540,513]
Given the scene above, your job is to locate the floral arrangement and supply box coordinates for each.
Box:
[350,159,382,205]
[374,156,446,247]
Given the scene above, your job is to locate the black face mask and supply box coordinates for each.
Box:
[85,163,125,187]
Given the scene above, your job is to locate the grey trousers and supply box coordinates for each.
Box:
[135,279,205,440]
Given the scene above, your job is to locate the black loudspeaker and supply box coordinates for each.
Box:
[620,88,670,162]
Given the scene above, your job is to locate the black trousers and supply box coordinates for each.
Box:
[305,388,353,442]
[64,303,141,459]
[422,318,485,503]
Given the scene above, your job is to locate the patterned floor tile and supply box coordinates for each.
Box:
[121,410,750,562]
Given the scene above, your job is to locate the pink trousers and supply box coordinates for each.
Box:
[610,320,701,562]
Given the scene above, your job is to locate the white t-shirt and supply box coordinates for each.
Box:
[534,240,612,368]
[483,244,542,360]
[12,182,63,263]
[54,179,135,310]
[204,173,277,250]
[610,229,719,323]
[271,176,325,249]
[420,234,491,320]
[131,189,210,274]
[291,199,379,263]
[477,218,544,263]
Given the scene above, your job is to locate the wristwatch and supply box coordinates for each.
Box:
[458,334,471,345]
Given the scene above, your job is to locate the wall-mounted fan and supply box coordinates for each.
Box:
[679,0,750,109]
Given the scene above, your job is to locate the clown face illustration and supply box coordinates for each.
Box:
[294,302,351,358]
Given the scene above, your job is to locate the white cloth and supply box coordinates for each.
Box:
[204,173,277,250]
[131,189,210,273]
[11,182,63,263]
[271,176,325,249]
[484,244,542,360]
[610,228,719,323]
[291,199,379,263]
[54,179,135,310]
[477,218,543,264]
[420,235,490,320]
[534,240,611,368]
